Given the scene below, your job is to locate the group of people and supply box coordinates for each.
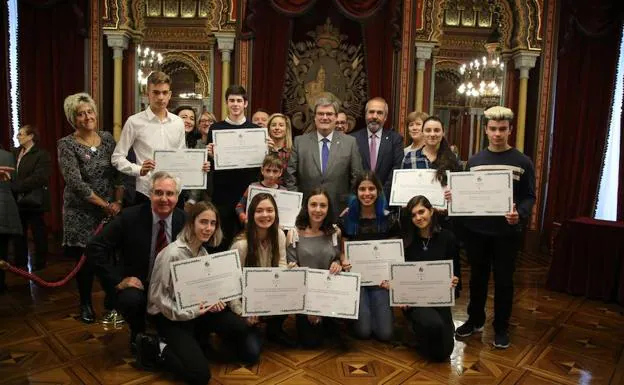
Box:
[0,70,535,384]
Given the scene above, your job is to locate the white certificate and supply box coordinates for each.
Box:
[390,169,446,208]
[170,250,243,311]
[389,260,454,307]
[344,240,405,286]
[447,170,513,216]
[154,149,207,189]
[304,269,361,319]
[212,128,268,170]
[241,267,307,316]
[246,186,303,229]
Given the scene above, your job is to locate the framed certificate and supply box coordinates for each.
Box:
[344,239,404,286]
[304,269,361,320]
[212,128,268,170]
[389,260,454,307]
[241,267,307,316]
[390,169,446,208]
[153,149,207,189]
[170,250,243,310]
[246,186,303,229]
[447,170,513,216]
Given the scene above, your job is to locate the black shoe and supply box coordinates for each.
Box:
[135,333,162,371]
[455,319,484,338]
[493,330,510,349]
[267,329,297,348]
[79,304,96,324]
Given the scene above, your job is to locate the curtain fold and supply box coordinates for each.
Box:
[543,0,622,236]
[0,1,9,150]
[18,0,87,232]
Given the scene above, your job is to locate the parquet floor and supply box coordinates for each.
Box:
[1,251,624,384]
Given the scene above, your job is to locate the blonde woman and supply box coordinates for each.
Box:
[266,113,293,185]
[404,111,429,155]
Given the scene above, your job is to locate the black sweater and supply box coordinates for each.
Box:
[463,148,536,236]
[404,229,460,279]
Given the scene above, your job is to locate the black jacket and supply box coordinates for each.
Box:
[12,145,52,211]
[87,203,185,287]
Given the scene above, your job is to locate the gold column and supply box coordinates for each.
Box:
[105,32,129,141]
[414,42,435,112]
[512,51,539,152]
[215,32,235,120]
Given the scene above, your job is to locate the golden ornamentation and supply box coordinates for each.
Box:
[283,19,367,133]
[161,51,211,98]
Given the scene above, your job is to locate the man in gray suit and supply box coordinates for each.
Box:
[285,97,363,213]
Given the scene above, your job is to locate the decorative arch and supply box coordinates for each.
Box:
[161,52,211,97]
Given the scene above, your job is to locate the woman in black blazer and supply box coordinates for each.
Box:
[12,124,51,271]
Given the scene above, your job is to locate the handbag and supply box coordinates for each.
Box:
[18,188,43,208]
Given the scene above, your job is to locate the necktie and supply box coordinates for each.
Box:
[369,134,378,170]
[148,220,168,280]
[321,138,330,174]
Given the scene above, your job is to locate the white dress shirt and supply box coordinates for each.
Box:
[317,130,334,167]
[111,107,185,197]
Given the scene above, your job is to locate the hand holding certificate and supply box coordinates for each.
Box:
[212,128,268,170]
[390,260,455,307]
[170,250,243,311]
[154,149,207,189]
[344,240,404,286]
[447,170,513,216]
[246,186,303,229]
[390,169,446,208]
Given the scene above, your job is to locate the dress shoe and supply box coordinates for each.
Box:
[79,304,96,324]
[101,309,125,325]
[135,333,163,371]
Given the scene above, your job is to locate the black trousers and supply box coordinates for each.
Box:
[295,315,342,349]
[116,287,148,338]
[154,311,262,385]
[465,229,519,332]
[213,203,240,251]
[14,210,47,267]
[65,246,115,309]
[405,307,455,362]
[0,234,10,289]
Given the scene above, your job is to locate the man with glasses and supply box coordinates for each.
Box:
[285,98,363,214]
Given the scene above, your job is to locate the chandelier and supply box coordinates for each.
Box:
[136,45,163,88]
[457,41,504,99]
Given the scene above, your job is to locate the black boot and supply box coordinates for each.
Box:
[79,304,96,324]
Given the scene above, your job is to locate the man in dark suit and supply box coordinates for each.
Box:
[87,171,185,350]
[352,97,404,200]
[285,97,363,213]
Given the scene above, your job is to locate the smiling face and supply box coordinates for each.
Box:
[194,209,217,243]
[357,180,378,208]
[254,198,276,230]
[307,193,329,225]
[422,119,444,148]
[74,102,97,132]
[227,94,248,120]
[269,116,287,141]
[177,109,196,133]
[252,111,269,127]
[335,112,348,132]
[411,203,433,232]
[365,100,387,133]
[150,177,179,218]
[314,105,337,137]
[198,113,214,136]
[408,118,424,142]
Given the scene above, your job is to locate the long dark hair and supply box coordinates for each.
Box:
[344,171,388,236]
[295,187,337,235]
[244,193,281,267]
[401,195,441,249]
[422,116,459,185]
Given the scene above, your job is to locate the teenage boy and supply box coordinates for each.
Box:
[208,85,261,249]
[453,106,536,349]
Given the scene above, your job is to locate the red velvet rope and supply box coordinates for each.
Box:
[0,221,106,287]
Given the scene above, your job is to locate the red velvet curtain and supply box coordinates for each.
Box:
[270,0,386,19]
[0,1,9,150]
[19,0,88,233]
[543,0,622,237]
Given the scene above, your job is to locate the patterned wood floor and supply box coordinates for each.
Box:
[1,252,623,385]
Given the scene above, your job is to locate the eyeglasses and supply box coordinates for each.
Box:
[316,112,335,118]
[199,119,214,124]
[335,120,347,125]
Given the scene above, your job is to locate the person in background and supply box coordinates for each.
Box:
[12,124,51,272]
[401,195,459,361]
[143,201,261,383]
[335,112,349,132]
[251,108,270,128]
[59,92,125,324]
[0,147,21,293]
[174,105,200,149]
[404,111,429,155]
[266,113,293,185]
[188,111,216,205]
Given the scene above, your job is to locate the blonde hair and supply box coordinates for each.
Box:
[267,113,293,151]
[200,111,216,123]
[484,106,514,122]
[406,111,429,124]
[179,201,224,248]
[63,93,97,128]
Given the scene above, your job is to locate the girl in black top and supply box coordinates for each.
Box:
[401,195,459,361]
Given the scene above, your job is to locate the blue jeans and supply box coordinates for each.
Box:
[353,286,393,341]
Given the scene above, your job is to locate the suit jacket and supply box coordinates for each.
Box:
[0,149,21,235]
[285,130,363,213]
[87,203,185,287]
[352,128,404,199]
[11,145,51,211]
